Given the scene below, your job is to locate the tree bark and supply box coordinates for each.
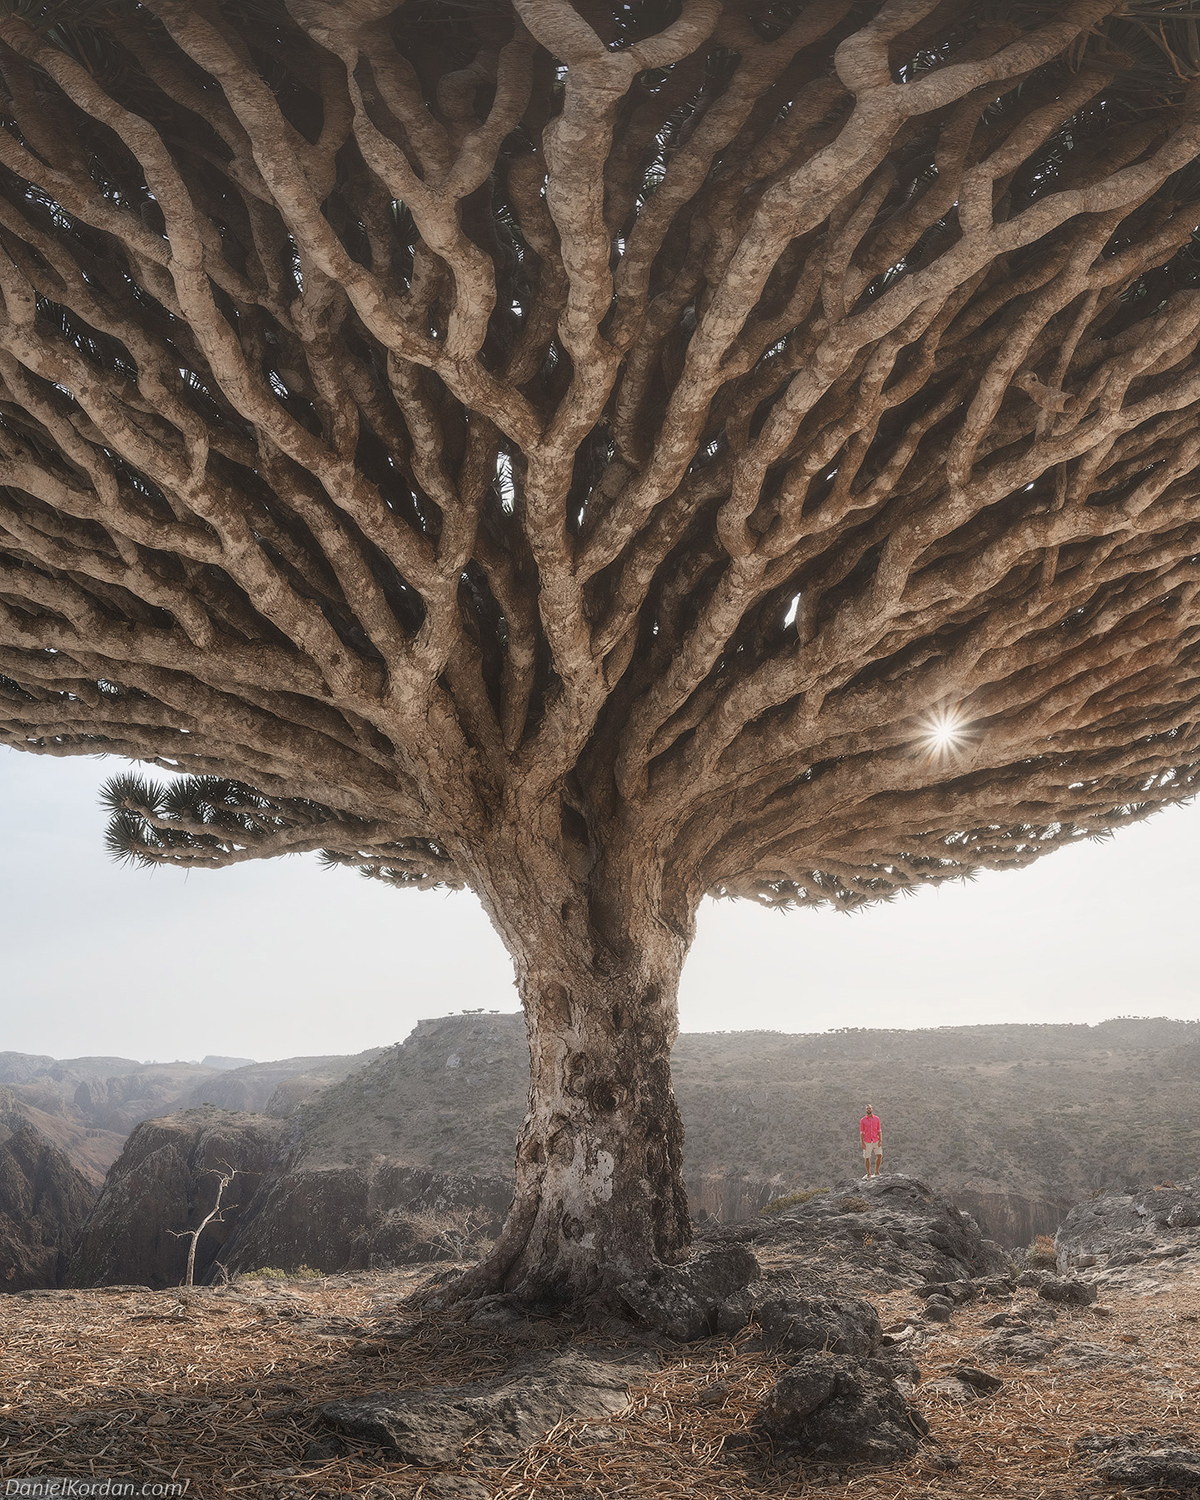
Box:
[453,838,695,1304]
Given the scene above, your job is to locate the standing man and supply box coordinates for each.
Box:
[860,1106,883,1178]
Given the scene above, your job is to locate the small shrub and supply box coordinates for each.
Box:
[759,1187,829,1216]
[836,1195,870,1213]
[1024,1234,1058,1270]
[386,1206,498,1262]
[240,1264,323,1282]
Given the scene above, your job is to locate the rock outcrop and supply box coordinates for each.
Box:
[1056,1178,1200,1268]
[68,1110,285,1289]
[219,1160,511,1275]
[742,1176,1009,1293]
[0,1088,96,1289]
[320,1350,634,1465]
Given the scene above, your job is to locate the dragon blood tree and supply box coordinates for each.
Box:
[4,0,1200,1298]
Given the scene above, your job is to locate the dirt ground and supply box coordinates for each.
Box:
[1,1257,1196,1500]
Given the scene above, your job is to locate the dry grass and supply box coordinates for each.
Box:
[0,1261,1197,1499]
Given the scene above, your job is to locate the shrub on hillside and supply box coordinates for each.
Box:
[1024,1234,1059,1270]
[760,1188,830,1217]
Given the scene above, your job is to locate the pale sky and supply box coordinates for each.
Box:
[1,744,1197,1062]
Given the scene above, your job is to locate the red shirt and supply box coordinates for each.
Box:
[860,1114,881,1142]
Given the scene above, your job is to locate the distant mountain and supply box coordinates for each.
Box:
[0,1052,58,1084]
[0,1048,382,1184]
[181,1052,385,1114]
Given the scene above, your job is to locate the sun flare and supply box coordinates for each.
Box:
[917,704,972,762]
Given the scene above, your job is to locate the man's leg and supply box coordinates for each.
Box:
[873,1149,883,1176]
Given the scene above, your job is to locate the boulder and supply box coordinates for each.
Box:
[1038,1276,1097,1306]
[982,1329,1055,1365]
[756,1293,882,1356]
[617,1243,759,1341]
[755,1352,928,1464]
[916,1280,976,1305]
[1075,1431,1200,1492]
[973,1275,1017,1299]
[923,1365,1002,1402]
[320,1349,632,1464]
[921,1295,954,1323]
[744,1176,1009,1295]
[873,1353,921,1394]
[982,1312,1033,1330]
[1025,1301,1059,1324]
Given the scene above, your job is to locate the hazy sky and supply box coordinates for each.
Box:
[2,744,1198,1062]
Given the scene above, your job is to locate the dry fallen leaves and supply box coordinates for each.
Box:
[0,1257,1196,1499]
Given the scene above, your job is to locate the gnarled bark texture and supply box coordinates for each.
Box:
[468,842,694,1294]
[4,0,1200,1295]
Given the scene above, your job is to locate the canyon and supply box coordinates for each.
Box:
[8,1012,1188,1287]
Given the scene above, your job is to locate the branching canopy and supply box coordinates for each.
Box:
[4,0,1200,919]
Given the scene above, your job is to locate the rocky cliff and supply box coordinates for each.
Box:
[220,1161,512,1274]
[0,1087,96,1289]
[67,1110,285,1289]
[60,1012,1200,1283]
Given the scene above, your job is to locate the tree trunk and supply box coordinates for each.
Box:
[455,840,695,1304]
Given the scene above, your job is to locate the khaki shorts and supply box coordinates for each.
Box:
[862,1139,882,1160]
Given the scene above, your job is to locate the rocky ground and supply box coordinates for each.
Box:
[2,1177,1198,1499]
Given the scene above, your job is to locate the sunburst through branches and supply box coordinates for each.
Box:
[916,705,974,766]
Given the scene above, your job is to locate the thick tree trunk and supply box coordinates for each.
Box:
[452,836,696,1304]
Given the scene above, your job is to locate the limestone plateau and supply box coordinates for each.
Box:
[6,0,1200,1297]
